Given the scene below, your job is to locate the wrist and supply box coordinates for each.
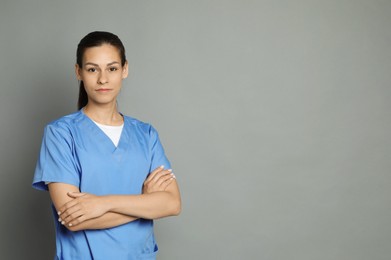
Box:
[100,195,114,213]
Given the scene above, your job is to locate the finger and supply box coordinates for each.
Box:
[58,199,80,215]
[160,175,176,190]
[156,172,175,187]
[150,169,172,183]
[59,193,89,214]
[152,169,172,184]
[59,204,82,222]
[68,215,88,227]
[67,192,86,198]
[145,166,164,183]
[58,209,82,225]
[62,210,83,225]
[145,165,165,181]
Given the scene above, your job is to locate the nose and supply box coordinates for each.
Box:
[98,71,108,85]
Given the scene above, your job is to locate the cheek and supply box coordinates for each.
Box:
[81,76,98,89]
[81,72,95,81]
[112,74,124,84]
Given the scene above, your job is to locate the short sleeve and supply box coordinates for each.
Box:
[149,126,171,172]
[32,124,80,191]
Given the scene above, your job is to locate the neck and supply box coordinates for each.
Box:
[83,102,123,126]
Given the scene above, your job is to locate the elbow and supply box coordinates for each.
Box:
[170,198,182,216]
[147,193,182,219]
[152,197,181,219]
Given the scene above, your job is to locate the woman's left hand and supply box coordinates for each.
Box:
[58,192,109,228]
[143,166,176,194]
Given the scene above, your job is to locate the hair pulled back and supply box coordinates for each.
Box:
[76,31,127,110]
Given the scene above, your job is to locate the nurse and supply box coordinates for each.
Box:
[33,31,181,260]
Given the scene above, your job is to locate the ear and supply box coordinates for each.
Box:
[75,64,82,80]
[122,61,129,79]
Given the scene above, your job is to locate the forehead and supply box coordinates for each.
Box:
[82,44,121,64]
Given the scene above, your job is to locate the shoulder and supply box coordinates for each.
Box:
[123,115,150,129]
[122,115,158,136]
[47,110,82,126]
[48,110,83,127]
[43,110,84,138]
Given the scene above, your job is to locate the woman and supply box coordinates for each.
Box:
[32,31,181,260]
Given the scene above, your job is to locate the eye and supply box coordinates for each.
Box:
[87,68,96,72]
[108,67,118,72]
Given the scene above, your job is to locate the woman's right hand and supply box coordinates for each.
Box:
[143,166,176,194]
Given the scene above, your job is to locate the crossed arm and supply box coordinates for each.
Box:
[48,166,181,232]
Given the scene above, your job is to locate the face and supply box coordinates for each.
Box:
[75,44,128,107]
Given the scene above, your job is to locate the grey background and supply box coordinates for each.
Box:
[1,0,390,259]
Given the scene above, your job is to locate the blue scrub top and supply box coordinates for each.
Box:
[32,110,171,260]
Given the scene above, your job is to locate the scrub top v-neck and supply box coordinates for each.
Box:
[92,119,124,147]
[33,109,171,260]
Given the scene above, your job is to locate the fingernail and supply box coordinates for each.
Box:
[171,173,176,179]
[58,218,62,222]
[160,165,164,168]
[168,169,172,172]
[69,223,73,227]
[57,211,61,215]
[61,221,65,225]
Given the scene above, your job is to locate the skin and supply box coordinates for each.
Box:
[48,44,181,232]
[76,44,128,125]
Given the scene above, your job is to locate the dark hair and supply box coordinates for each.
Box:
[76,31,127,110]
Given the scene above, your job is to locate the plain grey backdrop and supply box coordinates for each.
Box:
[1,0,390,259]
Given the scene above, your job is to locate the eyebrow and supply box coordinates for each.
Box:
[84,61,121,67]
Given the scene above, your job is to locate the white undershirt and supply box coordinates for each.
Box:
[45,121,124,185]
[93,121,124,147]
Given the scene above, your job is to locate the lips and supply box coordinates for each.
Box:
[96,88,112,92]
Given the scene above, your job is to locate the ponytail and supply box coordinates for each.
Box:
[78,81,88,110]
